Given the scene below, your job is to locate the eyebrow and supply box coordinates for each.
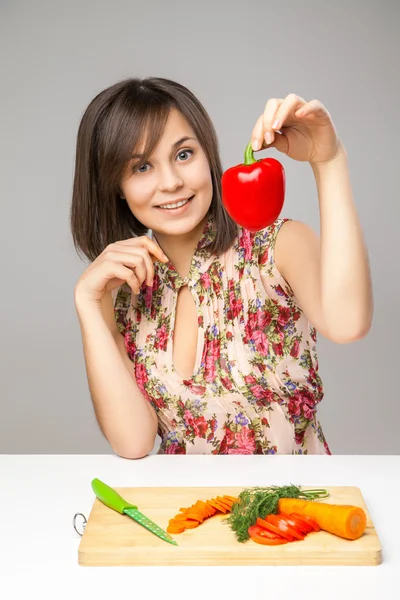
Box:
[131,136,197,159]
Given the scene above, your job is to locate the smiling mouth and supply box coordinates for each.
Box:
[156,195,195,210]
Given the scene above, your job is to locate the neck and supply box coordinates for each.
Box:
[153,214,209,279]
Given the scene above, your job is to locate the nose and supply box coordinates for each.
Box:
[157,164,184,193]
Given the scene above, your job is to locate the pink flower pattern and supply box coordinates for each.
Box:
[114,215,331,456]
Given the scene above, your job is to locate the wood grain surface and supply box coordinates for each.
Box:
[78,486,382,566]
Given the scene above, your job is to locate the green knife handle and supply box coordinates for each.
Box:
[91,478,137,513]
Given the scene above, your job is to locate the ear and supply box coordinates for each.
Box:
[117,185,125,200]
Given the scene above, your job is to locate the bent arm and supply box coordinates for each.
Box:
[75,293,158,458]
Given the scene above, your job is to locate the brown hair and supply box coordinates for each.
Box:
[70,76,239,263]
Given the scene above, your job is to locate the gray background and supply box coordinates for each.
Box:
[1,0,398,454]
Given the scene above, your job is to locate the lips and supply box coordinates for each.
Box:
[155,195,194,209]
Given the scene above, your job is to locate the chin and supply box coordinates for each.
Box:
[152,203,210,237]
[153,218,200,237]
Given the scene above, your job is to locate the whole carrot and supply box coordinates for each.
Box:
[278,498,366,540]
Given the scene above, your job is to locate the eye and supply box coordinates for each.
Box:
[177,148,194,161]
[133,148,194,174]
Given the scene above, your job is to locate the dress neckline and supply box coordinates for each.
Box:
[153,213,216,291]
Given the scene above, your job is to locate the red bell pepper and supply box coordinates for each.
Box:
[221,141,285,231]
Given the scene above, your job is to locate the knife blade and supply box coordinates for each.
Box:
[91,478,178,546]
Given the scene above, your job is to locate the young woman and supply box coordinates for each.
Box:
[70,77,373,458]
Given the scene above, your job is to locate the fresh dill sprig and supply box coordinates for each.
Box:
[224,484,329,543]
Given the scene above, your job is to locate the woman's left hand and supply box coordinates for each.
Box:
[251,93,344,164]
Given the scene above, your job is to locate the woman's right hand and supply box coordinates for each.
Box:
[74,236,169,305]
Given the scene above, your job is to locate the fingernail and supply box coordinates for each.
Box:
[252,139,260,151]
[273,120,280,130]
[265,132,273,144]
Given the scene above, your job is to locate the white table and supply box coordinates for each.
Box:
[1,455,397,600]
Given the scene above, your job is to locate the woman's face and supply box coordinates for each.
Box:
[120,108,213,237]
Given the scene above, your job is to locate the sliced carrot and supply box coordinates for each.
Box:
[207,501,222,513]
[199,504,214,518]
[217,502,233,512]
[225,497,240,508]
[169,493,239,535]
[194,500,213,517]
[210,499,228,513]
[205,502,217,516]
[167,523,185,533]
[216,495,232,504]
[180,519,200,529]
[173,513,190,521]
[216,496,234,510]
[189,504,206,513]
[207,499,224,512]
[187,504,201,511]
[218,496,234,509]
[186,512,204,523]
[223,495,240,503]
[191,504,208,519]
[168,518,184,526]
[216,498,232,511]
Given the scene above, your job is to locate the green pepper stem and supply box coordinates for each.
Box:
[244,141,259,166]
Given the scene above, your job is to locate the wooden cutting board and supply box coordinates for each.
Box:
[78,486,382,566]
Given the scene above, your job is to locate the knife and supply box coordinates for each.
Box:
[91,478,178,546]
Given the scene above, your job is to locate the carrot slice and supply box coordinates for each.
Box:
[173,513,189,521]
[186,512,204,523]
[169,494,240,535]
[180,520,200,528]
[191,503,209,519]
[195,500,213,517]
[215,497,233,510]
[205,502,217,516]
[220,498,235,508]
[223,495,240,503]
[206,500,222,512]
[210,499,228,513]
[216,496,234,510]
[217,495,232,504]
[167,523,185,533]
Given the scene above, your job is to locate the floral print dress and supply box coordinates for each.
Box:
[113,214,331,455]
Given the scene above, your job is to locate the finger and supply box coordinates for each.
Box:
[114,236,168,264]
[112,246,156,287]
[103,250,148,289]
[251,114,264,151]
[116,237,168,264]
[273,93,307,130]
[109,262,141,294]
[295,99,325,117]
[262,98,284,147]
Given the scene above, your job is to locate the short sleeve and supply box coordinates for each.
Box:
[256,218,290,272]
[254,217,297,301]
[112,283,132,336]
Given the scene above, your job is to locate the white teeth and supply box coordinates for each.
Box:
[159,198,189,210]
